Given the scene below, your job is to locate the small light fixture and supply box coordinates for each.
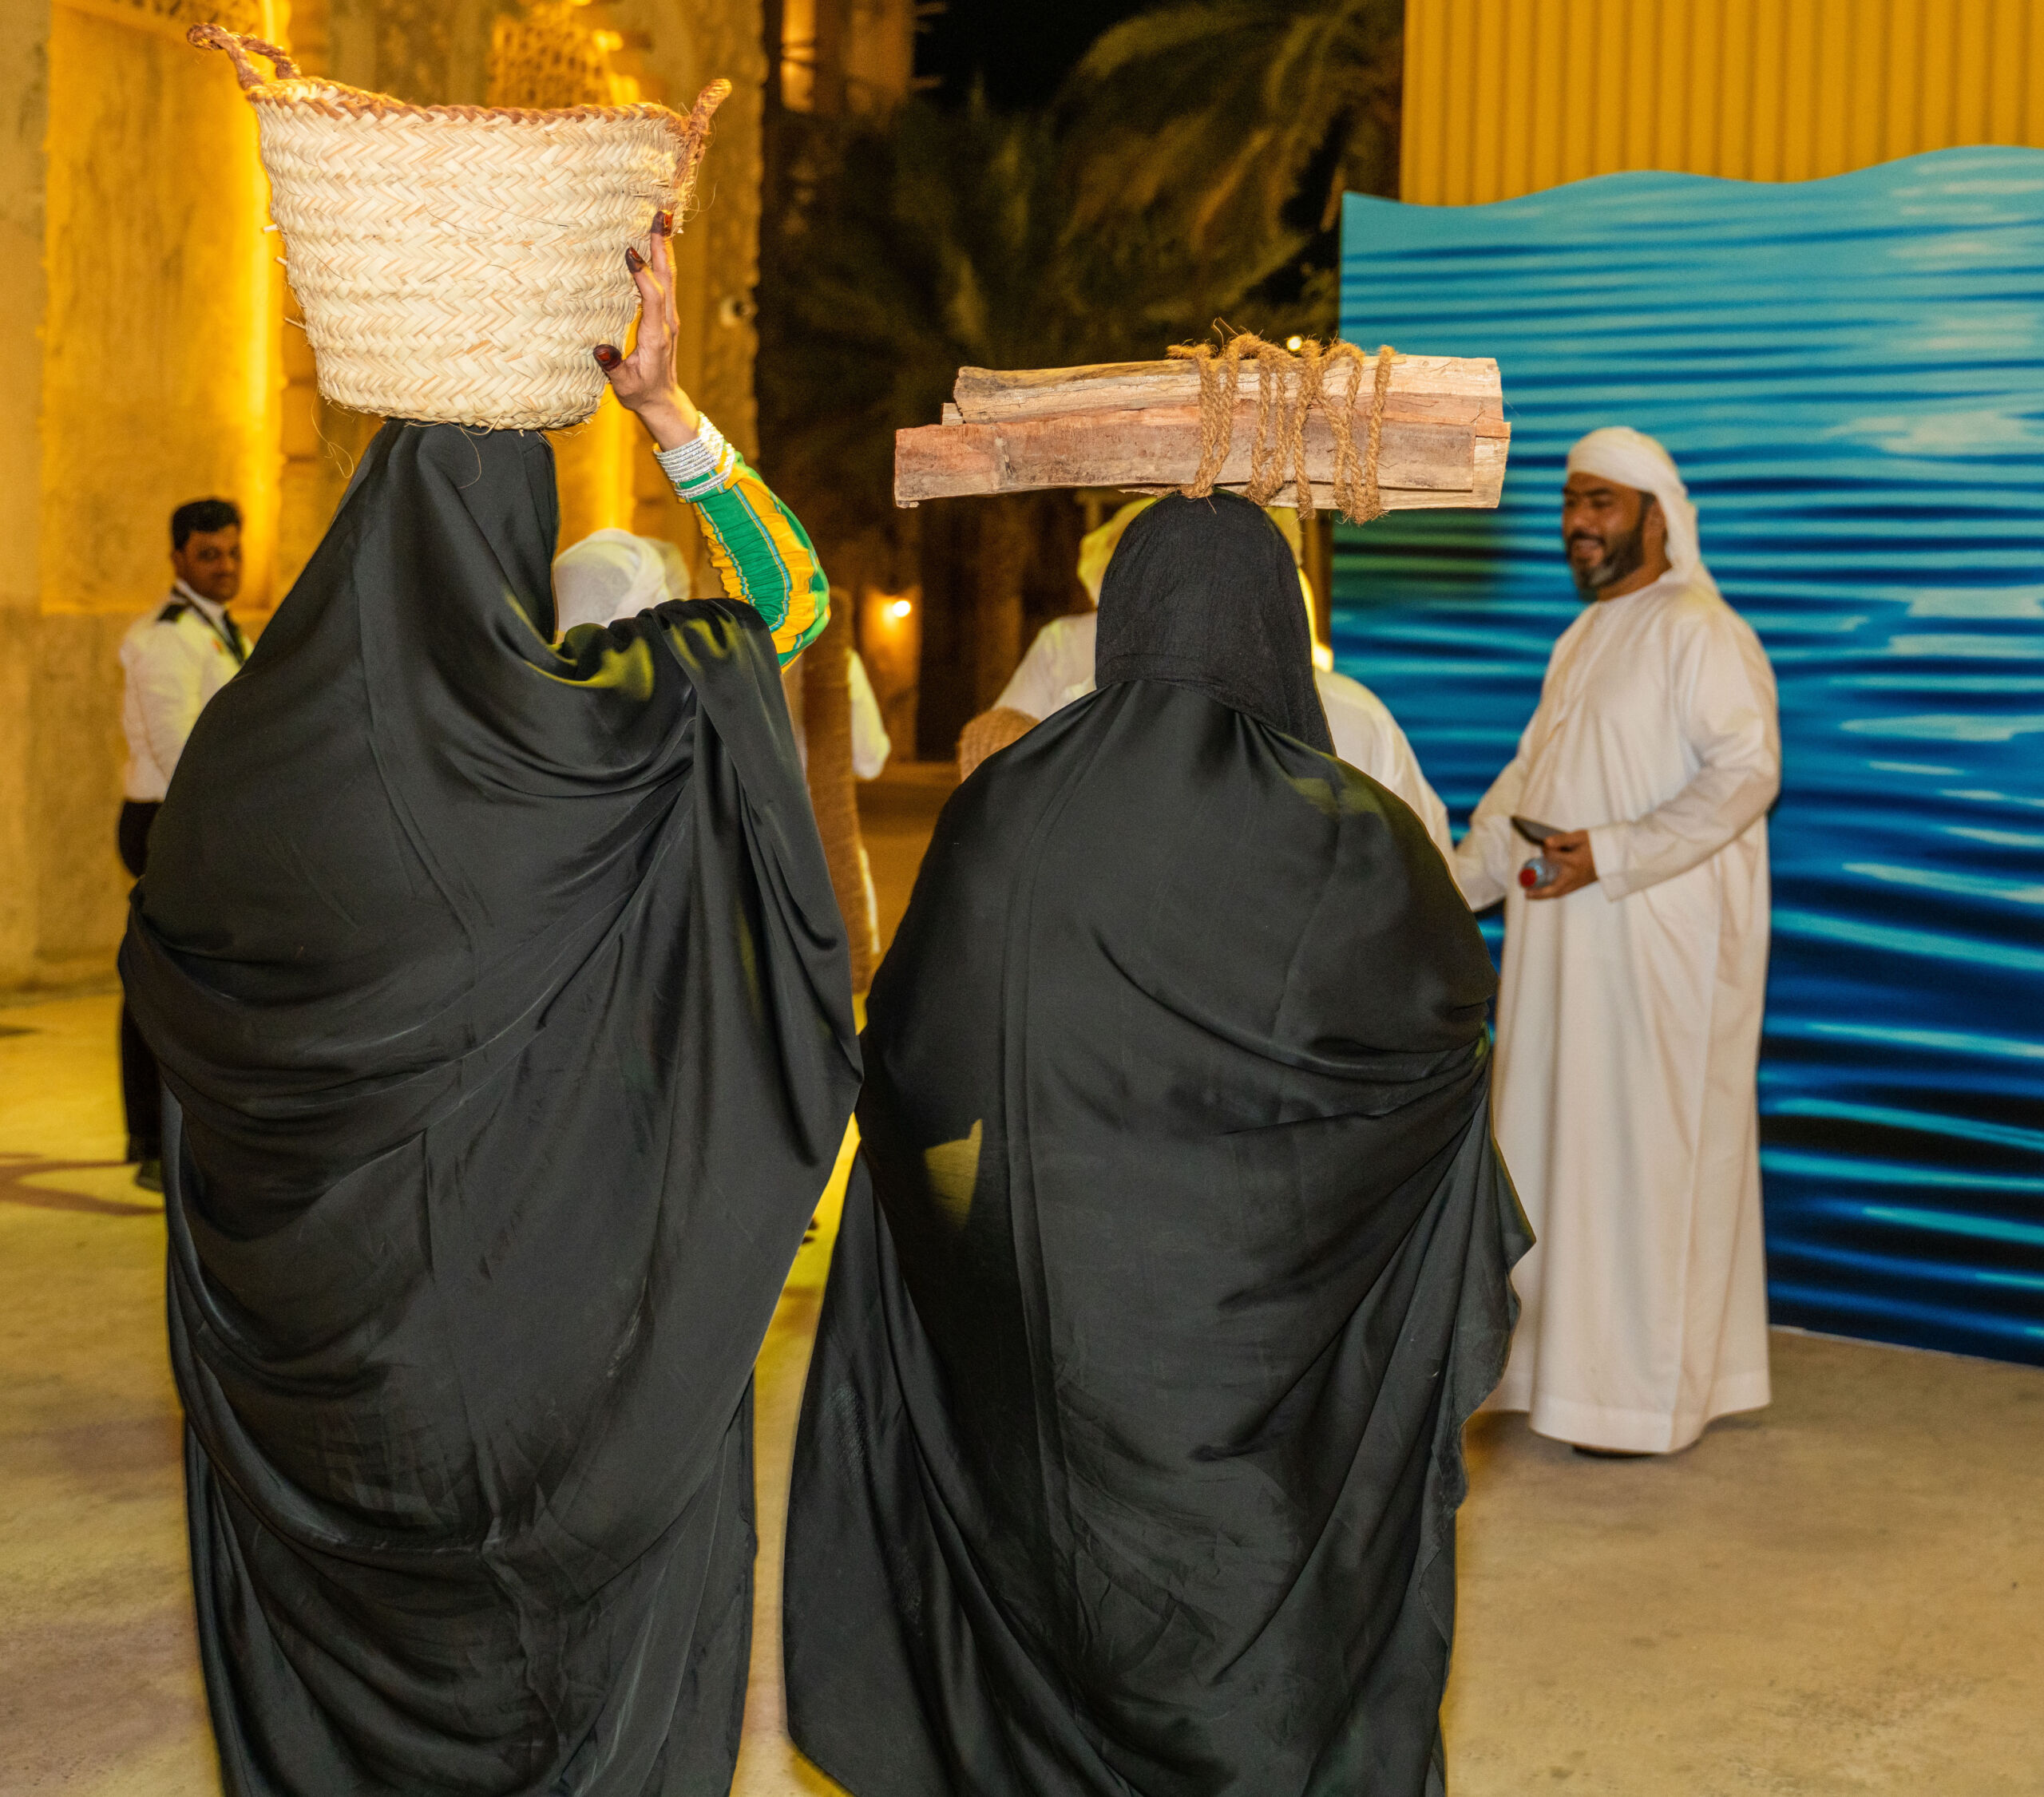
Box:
[1285,334,1305,353]
[888,598,913,619]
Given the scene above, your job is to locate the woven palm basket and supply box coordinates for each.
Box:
[190,25,728,431]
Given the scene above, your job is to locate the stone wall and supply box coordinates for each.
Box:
[0,0,765,992]
[0,4,51,984]
[0,0,283,989]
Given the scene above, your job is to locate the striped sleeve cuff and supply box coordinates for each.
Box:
[653,415,743,502]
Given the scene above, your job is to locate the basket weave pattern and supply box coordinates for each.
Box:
[192,26,727,432]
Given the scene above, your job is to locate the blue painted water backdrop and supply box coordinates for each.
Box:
[1337,148,2044,1364]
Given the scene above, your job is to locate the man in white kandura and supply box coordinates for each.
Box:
[959,499,1455,861]
[1456,427,1781,1457]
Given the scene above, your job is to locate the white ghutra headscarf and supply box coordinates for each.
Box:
[552,528,693,635]
[1565,427,1714,592]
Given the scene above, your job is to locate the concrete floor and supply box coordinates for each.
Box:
[5,770,2041,1795]
[1448,1341,2043,1794]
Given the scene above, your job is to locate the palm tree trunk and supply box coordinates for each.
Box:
[973,495,1029,710]
[801,590,877,990]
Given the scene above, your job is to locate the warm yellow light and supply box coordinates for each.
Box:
[1285,334,1305,352]
[888,598,913,619]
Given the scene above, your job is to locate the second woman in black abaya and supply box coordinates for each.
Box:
[783,493,1529,1797]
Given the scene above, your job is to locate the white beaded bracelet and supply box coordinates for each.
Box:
[653,415,738,501]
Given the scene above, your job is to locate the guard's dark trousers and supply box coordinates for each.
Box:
[117,799,161,1163]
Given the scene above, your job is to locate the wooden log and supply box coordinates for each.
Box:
[897,400,1507,508]
[952,354,1502,427]
[898,353,1508,511]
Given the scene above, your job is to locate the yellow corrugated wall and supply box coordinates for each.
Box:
[1401,0,2044,204]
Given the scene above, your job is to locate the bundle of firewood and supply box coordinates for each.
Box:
[894,337,1508,522]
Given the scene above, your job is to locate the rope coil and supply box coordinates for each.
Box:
[1167,333,1399,524]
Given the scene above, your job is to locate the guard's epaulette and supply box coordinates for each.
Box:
[156,600,190,626]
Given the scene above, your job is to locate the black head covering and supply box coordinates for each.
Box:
[1095,489,1334,753]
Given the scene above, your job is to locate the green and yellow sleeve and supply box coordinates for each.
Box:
[653,418,828,664]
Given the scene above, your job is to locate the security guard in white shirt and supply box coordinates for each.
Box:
[117,497,248,1189]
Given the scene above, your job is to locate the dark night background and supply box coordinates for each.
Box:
[913,0,1159,106]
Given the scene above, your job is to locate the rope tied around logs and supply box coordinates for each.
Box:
[1167,333,1399,524]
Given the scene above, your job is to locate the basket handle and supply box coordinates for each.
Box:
[187,22,303,89]
[670,79,732,194]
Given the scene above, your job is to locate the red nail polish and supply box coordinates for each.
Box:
[624,246,644,272]
[593,345,620,367]
[656,211,673,236]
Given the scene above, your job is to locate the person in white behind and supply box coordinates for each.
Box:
[556,528,891,783]
[1457,427,1780,1455]
[551,526,692,632]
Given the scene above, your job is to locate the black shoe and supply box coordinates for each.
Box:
[134,1158,164,1193]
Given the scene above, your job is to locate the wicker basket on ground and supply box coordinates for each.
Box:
[190,24,727,432]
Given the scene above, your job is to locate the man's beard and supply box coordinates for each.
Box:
[1568,513,1648,597]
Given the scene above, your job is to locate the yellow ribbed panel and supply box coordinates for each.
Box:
[1401,0,2044,202]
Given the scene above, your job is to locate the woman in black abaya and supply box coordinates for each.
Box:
[784,493,1530,1797]
[121,223,859,1795]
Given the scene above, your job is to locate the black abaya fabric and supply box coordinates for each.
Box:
[121,421,860,1797]
[782,501,1529,1797]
